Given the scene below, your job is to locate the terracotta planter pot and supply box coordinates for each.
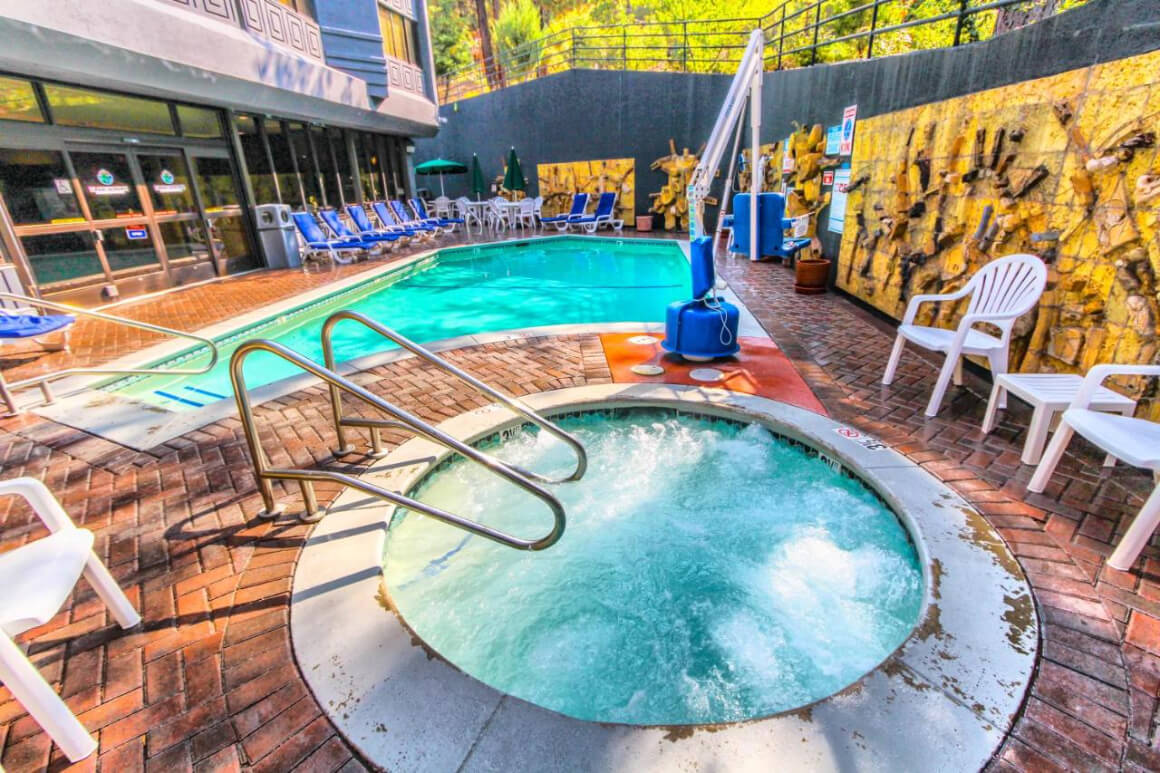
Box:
[636,215,653,232]
[794,258,831,295]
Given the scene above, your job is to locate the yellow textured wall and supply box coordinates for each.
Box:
[536,158,635,222]
[837,49,1160,412]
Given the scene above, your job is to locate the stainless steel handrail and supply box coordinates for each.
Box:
[0,292,219,414]
[230,339,565,550]
[320,310,587,484]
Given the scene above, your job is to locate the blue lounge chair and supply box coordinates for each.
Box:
[291,212,369,265]
[390,200,441,233]
[346,205,412,241]
[410,198,462,232]
[0,310,74,352]
[569,192,621,233]
[372,201,434,236]
[318,209,400,248]
[540,193,590,231]
[728,193,810,264]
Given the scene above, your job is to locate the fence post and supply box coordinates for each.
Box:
[810,0,822,66]
[867,0,880,58]
[570,29,576,69]
[777,4,786,69]
[953,0,970,45]
[682,22,689,71]
[623,25,627,70]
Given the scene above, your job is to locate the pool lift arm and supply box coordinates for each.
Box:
[688,28,764,262]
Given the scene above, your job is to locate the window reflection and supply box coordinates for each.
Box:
[0,77,44,124]
[0,148,83,225]
[137,154,195,214]
[177,105,222,139]
[70,151,143,220]
[235,115,279,205]
[44,84,174,135]
[20,232,103,284]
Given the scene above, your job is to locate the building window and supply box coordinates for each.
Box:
[43,84,175,135]
[277,0,315,18]
[0,149,82,225]
[234,114,279,205]
[0,76,44,124]
[177,105,222,139]
[378,5,418,65]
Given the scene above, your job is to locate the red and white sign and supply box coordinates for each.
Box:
[834,425,887,451]
[839,104,857,156]
[822,170,834,186]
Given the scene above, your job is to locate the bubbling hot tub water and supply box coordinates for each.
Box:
[382,409,923,725]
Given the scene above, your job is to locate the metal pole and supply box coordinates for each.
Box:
[777,5,786,69]
[810,0,822,66]
[683,22,689,71]
[714,104,747,252]
[748,67,761,262]
[867,0,880,58]
[953,0,970,45]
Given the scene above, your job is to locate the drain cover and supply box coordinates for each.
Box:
[689,368,725,383]
[630,364,665,376]
[627,335,661,345]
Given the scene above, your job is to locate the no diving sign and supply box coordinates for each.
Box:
[835,426,888,451]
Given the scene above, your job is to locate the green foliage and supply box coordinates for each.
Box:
[429,0,474,76]
[493,0,544,79]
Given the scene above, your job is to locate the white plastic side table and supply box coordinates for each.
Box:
[982,373,1137,465]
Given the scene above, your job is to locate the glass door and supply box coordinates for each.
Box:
[68,146,164,277]
[189,153,259,273]
[136,149,211,267]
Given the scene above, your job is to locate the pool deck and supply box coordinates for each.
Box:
[0,231,1157,771]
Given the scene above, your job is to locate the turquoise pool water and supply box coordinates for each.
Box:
[383,409,925,725]
[108,238,689,409]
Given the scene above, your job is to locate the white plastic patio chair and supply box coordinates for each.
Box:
[532,196,544,230]
[486,198,508,232]
[882,254,1047,417]
[1028,364,1160,571]
[0,477,141,762]
[516,199,536,230]
[455,197,482,233]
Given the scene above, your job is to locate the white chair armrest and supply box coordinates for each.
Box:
[1070,364,1160,409]
[0,478,76,533]
[901,287,971,325]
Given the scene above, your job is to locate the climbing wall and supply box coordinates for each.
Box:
[836,48,1160,414]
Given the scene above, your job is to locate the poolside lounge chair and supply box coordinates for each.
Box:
[346,204,411,242]
[728,193,810,264]
[291,212,368,265]
[410,198,462,233]
[391,200,442,233]
[881,253,1047,417]
[1028,364,1160,571]
[318,209,400,249]
[540,193,590,231]
[373,201,436,237]
[0,309,74,352]
[570,192,621,233]
[0,477,141,762]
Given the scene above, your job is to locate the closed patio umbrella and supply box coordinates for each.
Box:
[502,147,526,196]
[413,158,467,197]
[470,154,487,200]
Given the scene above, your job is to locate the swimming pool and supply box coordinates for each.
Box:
[106,237,689,410]
[383,408,923,724]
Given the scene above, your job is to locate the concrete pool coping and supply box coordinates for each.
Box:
[27,235,768,450]
[290,383,1039,772]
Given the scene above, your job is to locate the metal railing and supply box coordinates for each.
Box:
[230,338,572,549]
[437,0,1086,103]
[321,310,587,483]
[0,293,219,415]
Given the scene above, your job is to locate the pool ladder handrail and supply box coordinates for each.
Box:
[230,339,566,550]
[320,309,587,484]
[0,292,219,415]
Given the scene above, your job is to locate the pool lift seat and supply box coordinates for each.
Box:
[229,311,589,552]
[662,236,740,360]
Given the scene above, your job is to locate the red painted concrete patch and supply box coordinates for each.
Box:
[600,333,827,416]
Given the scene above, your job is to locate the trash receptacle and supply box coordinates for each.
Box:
[254,204,300,269]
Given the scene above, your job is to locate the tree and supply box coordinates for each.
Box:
[493,0,544,81]
[429,0,474,76]
[474,0,499,87]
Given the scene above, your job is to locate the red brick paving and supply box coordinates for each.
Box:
[0,234,1157,771]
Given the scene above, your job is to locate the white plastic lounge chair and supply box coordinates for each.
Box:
[0,477,141,762]
[1028,364,1160,571]
[540,193,589,231]
[571,192,619,233]
[881,254,1047,417]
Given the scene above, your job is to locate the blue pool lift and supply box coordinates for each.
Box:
[662,236,740,360]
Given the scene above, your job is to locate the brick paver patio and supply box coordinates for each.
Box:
[0,234,1157,771]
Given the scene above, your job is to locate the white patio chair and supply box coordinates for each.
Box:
[0,477,141,762]
[455,197,482,234]
[486,198,508,232]
[882,254,1047,417]
[1028,364,1160,571]
[516,199,536,230]
[532,196,544,230]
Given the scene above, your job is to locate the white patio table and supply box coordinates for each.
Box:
[982,372,1137,465]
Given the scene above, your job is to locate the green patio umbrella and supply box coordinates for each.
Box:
[413,158,467,197]
[470,154,487,200]
[502,147,526,196]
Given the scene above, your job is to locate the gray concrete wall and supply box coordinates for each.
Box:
[417,0,1160,239]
